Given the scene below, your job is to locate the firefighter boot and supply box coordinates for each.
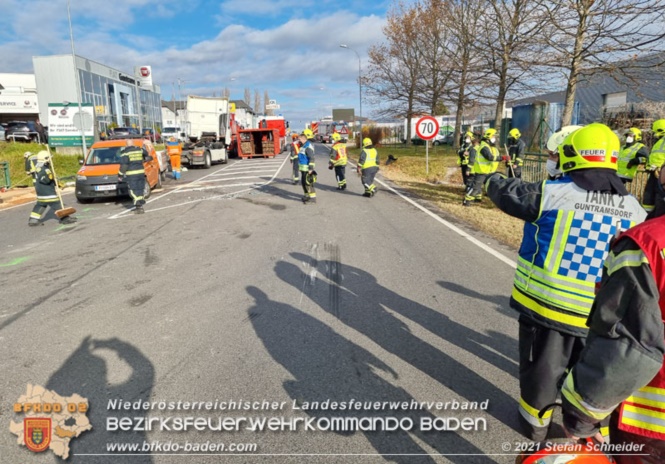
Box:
[59,216,77,225]
[134,206,145,214]
[28,218,42,227]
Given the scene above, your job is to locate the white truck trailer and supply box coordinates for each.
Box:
[183,95,230,167]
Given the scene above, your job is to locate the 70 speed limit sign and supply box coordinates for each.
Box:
[415,116,440,140]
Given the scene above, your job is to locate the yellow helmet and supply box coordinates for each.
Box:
[546,125,582,152]
[36,150,51,163]
[625,127,642,142]
[508,128,521,139]
[483,128,497,140]
[302,128,314,139]
[559,123,619,172]
[331,132,341,142]
[362,137,373,147]
[652,119,665,138]
[464,131,474,139]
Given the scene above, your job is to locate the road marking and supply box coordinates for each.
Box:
[211,170,277,176]
[109,155,290,217]
[0,257,29,267]
[349,162,517,269]
[176,183,260,193]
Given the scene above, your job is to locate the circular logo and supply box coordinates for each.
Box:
[140,67,150,77]
[60,109,67,116]
[51,109,57,116]
[24,100,30,106]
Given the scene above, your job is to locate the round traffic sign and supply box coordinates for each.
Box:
[415,116,440,140]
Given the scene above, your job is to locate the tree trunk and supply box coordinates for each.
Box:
[453,74,467,150]
[561,21,586,126]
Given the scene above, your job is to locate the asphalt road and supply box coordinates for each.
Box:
[1,145,539,463]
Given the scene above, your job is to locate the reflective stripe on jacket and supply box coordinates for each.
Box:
[359,148,378,169]
[649,138,665,169]
[330,142,348,166]
[617,142,645,179]
[119,148,146,176]
[512,177,646,336]
[473,141,499,174]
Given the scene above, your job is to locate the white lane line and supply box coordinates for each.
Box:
[176,183,260,193]
[196,176,271,183]
[110,155,290,217]
[211,170,277,176]
[349,162,517,269]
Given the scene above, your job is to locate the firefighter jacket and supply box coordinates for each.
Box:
[289,141,301,161]
[457,142,472,166]
[34,163,58,203]
[561,215,665,439]
[329,142,348,167]
[648,137,665,170]
[298,141,315,172]
[165,140,182,157]
[359,148,378,169]
[617,142,648,180]
[507,138,525,166]
[24,154,39,178]
[118,147,147,177]
[473,141,500,174]
[486,174,646,337]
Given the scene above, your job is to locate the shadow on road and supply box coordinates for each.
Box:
[46,336,155,463]
[274,253,521,435]
[247,286,493,463]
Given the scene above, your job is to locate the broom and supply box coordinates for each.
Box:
[44,145,76,219]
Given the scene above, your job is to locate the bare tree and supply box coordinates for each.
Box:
[253,90,261,114]
[542,0,665,126]
[244,88,251,106]
[264,90,273,116]
[365,1,425,145]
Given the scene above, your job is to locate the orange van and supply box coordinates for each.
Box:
[75,139,162,203]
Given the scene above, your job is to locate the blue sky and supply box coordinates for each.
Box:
[0,0,393,127]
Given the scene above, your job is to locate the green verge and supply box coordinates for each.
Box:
[0,142,83,188]
[348,144,524,249]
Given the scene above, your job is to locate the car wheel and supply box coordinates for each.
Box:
[144,178,151,200]
[204,151,212,169]
[156,171,163,189]
[433,140,440,146]
[76,196,94,204]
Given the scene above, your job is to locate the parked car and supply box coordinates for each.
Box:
[75,138,162,203]
[0,124,5,141]
[110,127,141,139]
[4,121,41,142]
[433,133,454,146]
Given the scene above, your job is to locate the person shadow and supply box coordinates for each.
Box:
[247,286,494,463]
[45,336,155,463]
[276,254,521,435]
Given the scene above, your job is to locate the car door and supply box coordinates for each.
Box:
[142,143,159,187]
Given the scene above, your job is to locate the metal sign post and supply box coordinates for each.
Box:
[415,115,440,176]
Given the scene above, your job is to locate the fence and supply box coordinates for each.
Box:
[522,152,649,201]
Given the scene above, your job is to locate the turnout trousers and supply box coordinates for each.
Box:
[127,174,146,207]
[334,165,346,189]
[361,166,379,196]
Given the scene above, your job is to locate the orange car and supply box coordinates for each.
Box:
[75,139,162,203]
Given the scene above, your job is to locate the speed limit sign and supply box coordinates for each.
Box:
[415,116,440,140]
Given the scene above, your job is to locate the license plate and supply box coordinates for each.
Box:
[94,184,117,191]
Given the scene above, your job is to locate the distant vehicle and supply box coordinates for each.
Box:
[4,121,40,142]
[182,95,230,166]
[162,126,186,142]
[0,124,5,141]
[142,128,161,143]
[110,127,140,139]
[433,133,454,146]
[75,138,162,203]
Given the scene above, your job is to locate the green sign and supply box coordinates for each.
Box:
[49,136,94,147]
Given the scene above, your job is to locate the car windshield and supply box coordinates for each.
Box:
[162,128,177,133]
[86,147,123,165]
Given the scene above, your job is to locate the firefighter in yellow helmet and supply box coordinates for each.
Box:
[298,130,316,203]
[485,123,646,442]
[357,137,379,197]
[506,128,525,178]
[642,119,665,212]
[288,133,302,184]
[457,131,476,188]
[463,128,501,206]
[616,127,648,184]
[28,151,76,226]
[328,132,348,190]
[118,139,151,214]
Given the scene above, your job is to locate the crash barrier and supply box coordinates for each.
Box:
[1,161,10,189]
[521,152,649,202]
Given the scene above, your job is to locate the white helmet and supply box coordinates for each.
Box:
[546,125,583,152]
[36,150,51,163]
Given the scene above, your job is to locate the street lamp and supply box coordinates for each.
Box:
[66,0,87,155]
[339,44,362,142]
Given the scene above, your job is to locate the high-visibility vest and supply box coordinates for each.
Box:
[120,148,145,176]
[649,138,665,169]
[617,142,645,179]
[330,142,347,166]
[166,141,182,157]
[473,141,499,174]
[617,215,665,440]
[360,148,378,169]
[298,141,314,171]
[511,176,646,336]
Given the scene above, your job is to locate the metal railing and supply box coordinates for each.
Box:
[6,131,42,144]
[1,161,10,189]
[521,151,649,202]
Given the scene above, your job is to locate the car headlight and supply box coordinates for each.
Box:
[76,174,87,181]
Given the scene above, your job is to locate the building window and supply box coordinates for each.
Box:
[603,92,627,108]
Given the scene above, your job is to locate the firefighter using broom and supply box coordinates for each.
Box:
[28,151,77,226]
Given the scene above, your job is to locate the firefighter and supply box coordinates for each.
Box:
[616,127,648,184]
[357,137,379,197]
[506,128,525,178]
[298,130,316,203]
[24,151,39,179]
[463,128,502,206]
[457,131,475,187]
[485,123,647,442]
[288,133,301,184]
[28,151,76,226]
[642,119,665,212]
[118,139,150,214]
[545,126,582,181]
[165,136,182,180]
[328,132,348,190]
[561,166,665,463]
